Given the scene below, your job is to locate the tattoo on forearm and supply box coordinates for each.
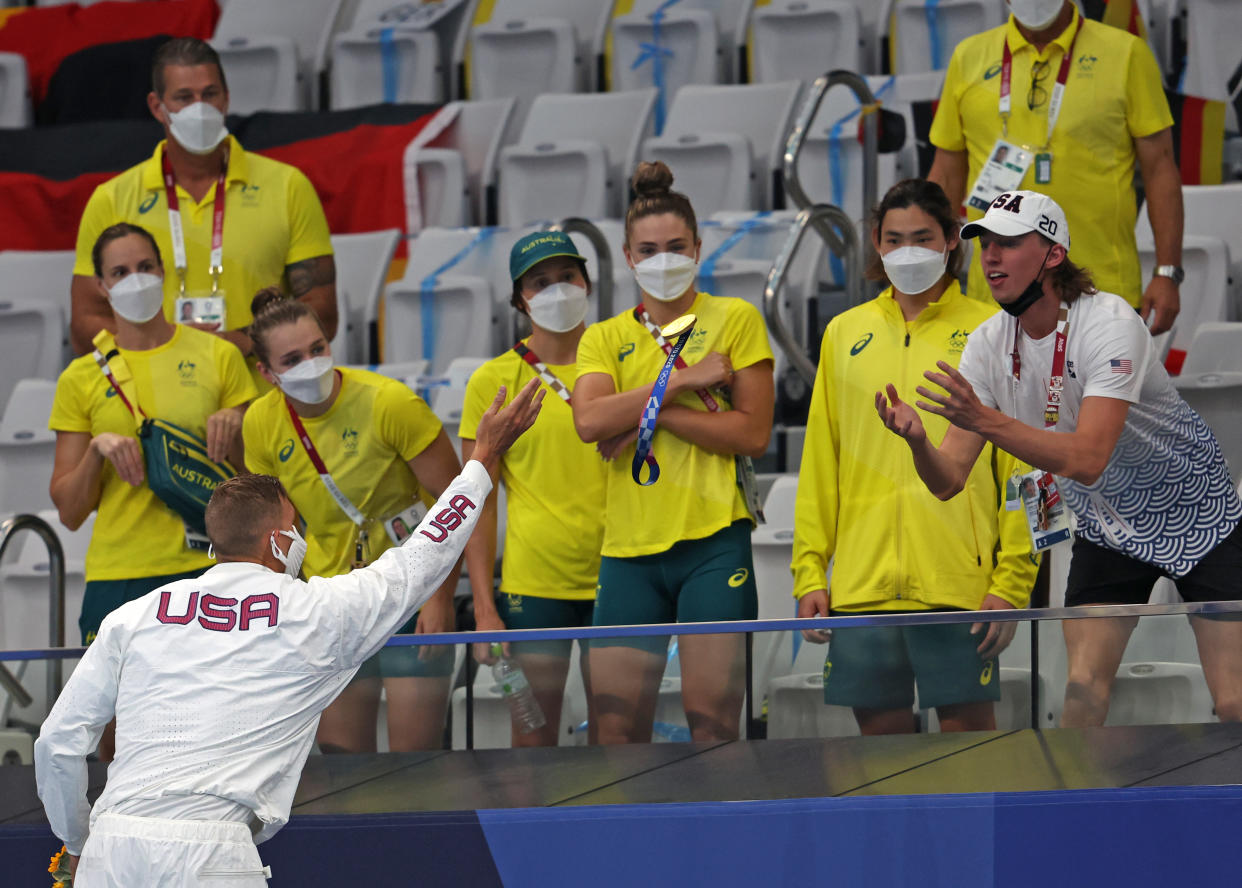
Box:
[287,256,336,298]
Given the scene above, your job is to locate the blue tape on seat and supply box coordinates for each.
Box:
[631,0,682,135]
[699,211,772,297]
[380,27,399,103]
[925,0,943,70]
[418,229,496,370]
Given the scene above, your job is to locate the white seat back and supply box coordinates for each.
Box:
[610,7,721,124]
[0,379,58,516]
[1136,233,1231,372]
[0,305,65,414]
[748,0,863,84]
[1138,184,1242,308]
[329,27,442,108]
[1181,322,1242,374]
[0,52,31,128]
[889,0,1005,73]
[329,229,400,365]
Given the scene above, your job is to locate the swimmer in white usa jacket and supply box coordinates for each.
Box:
[35,380,546,888]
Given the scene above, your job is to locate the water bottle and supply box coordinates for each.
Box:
[491,644,546,733]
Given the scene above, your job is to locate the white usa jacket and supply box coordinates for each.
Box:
[35,460,492,855]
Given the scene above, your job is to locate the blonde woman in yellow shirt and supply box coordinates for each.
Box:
[574,162,775,744]
[243,292,467,753]
[49,222,255,760]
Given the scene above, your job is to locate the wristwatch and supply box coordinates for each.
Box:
[1153,265,1185,285]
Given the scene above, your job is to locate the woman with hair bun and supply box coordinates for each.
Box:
[241,287,468,753]
[573,161,775,744]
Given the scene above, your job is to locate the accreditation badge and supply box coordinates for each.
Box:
[1017,470,1071,551]
[967,140,1034,212]
[383,501,430,545]
[176,293,226,330]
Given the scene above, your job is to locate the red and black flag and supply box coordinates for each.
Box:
[1164,90,1226,185]
[0,103,444,252]
[1079,0,1147,39]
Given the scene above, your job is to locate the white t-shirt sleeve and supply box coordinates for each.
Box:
[313,460,493,669]
[34,618,124,855]
[1078,307,1148,404]
[958,322,1001,410]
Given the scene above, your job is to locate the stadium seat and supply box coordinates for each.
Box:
[0,379,58,522]
[328,229,401,365]
[212,0,345,112]
[0,51,31,128]
[497,90,657,226]
[404,98,518,229]
[1135,233,1231,373]
[888,0,1006,74]
[609,4,721,130]
[745,0,864,84]
[642,81,802,217]
[1180,322,1242,373]
[429,356,489,442]
[0,304,65,415]
[466,0,614,122]
[1174,371,1242,485]
[329,24,442,108]
[766,672,860,739]
[0,249,75,313]
[1138,184,1242,310]
[1107,662,1216,726]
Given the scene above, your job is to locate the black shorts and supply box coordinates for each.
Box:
[1065,521,1242,607]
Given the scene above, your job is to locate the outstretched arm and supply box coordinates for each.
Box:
[875,382,985,499]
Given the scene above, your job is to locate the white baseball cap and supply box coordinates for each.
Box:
[960,190,1070,250]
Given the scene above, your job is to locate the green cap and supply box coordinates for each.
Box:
[509,231,586,283]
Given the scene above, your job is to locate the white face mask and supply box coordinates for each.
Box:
[526,282,589,333]
[1008,0,1064,30]
[881,245,948,296]
[633,252,697,303]
[276,355,335,405]
[165,102,229,155]
[270,525,307,578]
[107,272,165,323]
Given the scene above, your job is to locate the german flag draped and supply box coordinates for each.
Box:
[1164,90,1226,186]
[0,104,443,252]
[0,0,219,108]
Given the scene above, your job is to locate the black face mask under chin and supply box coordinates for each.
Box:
[999,246,1055,317]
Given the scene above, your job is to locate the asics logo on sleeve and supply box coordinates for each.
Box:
[850,333,874,356]
[419,495,478,542]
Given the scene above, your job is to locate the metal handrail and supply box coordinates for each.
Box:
[764,204,862,387]
[0,514,65,715]
[783,70,879,217]
[548,217,615,321]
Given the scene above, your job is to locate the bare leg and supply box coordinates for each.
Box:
[854,708,917,735]
[509,652,571,747]
[1060,614,1138,727]
[589,645,664,744]
[316,676,381,754]
[384,675,451,751]
[679,633,746,742]
[936,701,997,732]
[1189,615,1242,722]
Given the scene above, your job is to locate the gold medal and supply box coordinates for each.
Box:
[661,313,697,339]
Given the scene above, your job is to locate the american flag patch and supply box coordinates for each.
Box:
[1110,359,1133,374]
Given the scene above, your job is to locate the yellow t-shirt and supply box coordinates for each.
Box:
[931,10,1173,307]
[242,367,443,579]
[73,136,334,331]
[48,326,256,582]
[575,292,774,558]
[459,343,605,600]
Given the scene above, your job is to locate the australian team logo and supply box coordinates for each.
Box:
[948,329,969,354]
[341,427,359,453]
[178,359,197,386]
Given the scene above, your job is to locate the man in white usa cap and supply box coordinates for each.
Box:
[875,189,1242,729]
[35,380,545,887]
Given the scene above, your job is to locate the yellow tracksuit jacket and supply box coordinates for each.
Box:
[791,282,1037,611]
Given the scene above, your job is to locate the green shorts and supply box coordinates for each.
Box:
[821,610,1000,711]
[80,569,207,645]
[593,520,757,655]
[354,612,456,680]
[497,592,595,658]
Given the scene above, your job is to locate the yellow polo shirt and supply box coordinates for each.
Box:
[242,367,442,579]
[459,344,605,600]
[576,293,773,558]
[931,10,1172,307]
[48,326,256,582]
[73,136,333,331]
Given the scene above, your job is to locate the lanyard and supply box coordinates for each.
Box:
[161,145,228,296]
[998,17,1080,145]
[633,306,721,412]
[92,348,146,422]
[1010,304,1070,428]
[284,391,368,528]
[513,342,572,404]
[632,314,697,485]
